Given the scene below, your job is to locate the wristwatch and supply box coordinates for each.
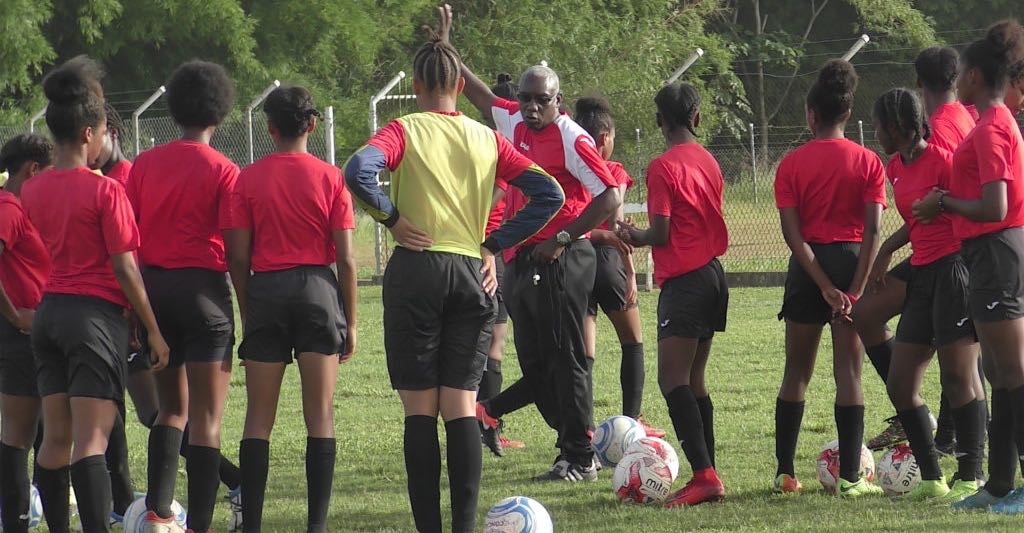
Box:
[555,230,572,246]
[938,191,948,212]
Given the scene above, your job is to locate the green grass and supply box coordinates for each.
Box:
[106,286,1021,532]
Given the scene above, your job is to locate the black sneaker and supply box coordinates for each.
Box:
[533,456,598,482]
[480,420,504,457]
[867,416,906,451]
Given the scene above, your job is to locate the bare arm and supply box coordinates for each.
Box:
[779,207,851,316]
[620,214,670,248]
[224,229,252,325]
[848,203,883,298]
[914,182,1008,223]
[868,224,909,291]
[433,3,498,117]
[334,229,358,361]
[111,252,169,370]
[562,187,621,241]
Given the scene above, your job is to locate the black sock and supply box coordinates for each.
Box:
[0,443,31,532]
[620,343,645,419]
[240,438,270,533]
[951,400,984,482]
[487,378,533,419]
[696,395,716,468]
[105,412,134,515]
[977,396,989,480]
[1010,385,1024,477]
[31,422,42,487]
[865,339,893,383]
[70,455,111,533]
[835,404,866,483]
[987,389,1017,497]
[478,359,502,403]
[186,445,222,532]
[146,425,182,519]
[935,393,956,445]
[305,438,336,533]
[775,398,804,477]
[35,465,69,533]
[445,417,482,533]
[220,454,242,491]
[664,386,712,472]
[898,406,941,480]
[404,416,441,533]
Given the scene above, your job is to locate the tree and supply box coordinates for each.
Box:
[0,0,55,120]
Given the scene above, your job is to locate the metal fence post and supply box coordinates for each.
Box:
[749,122,757,203]
[369,72,407,279]
[325,106,335,166]
[29,107,46,133]
[246,80,281,164]
[131,86,166,157]
[858,120,865,146]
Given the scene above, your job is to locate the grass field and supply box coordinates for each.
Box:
[100,286,1024,532]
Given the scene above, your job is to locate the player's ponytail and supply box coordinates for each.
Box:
[264,85,322,139]
[655,82,700,137]
[574,96,615,140]
[42,55,106,143]
[874,88,929,145]
[806,59,858,127]
[413,35,462,92]
[963,19,1024,90]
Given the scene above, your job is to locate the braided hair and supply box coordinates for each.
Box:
[42,55,106,143]
[574,96,614,139]
[264,85,321,138]
[874,88,930,145]
[0,134,53,175]
[963,19,1024,90]
[104,102,126,137]
[915,47,960,93]
[655,82,700,137]
[806,59,858,127]
[413,32,462,92]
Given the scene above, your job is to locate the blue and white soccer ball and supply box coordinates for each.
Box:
[594,415,646,466]
[0,484,44,529]
[483,496,553,533]
[122,495,187,532]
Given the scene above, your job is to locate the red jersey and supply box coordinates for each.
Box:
[486,195,507,236]
[598,161,634,231]
[126,140,238,271]
[0,191,49,310]
[774,138,887,244]
[887,144,959,265]
[950,104,1024,240]
[22,168,139,307]
[646,143,728,286]
[491,98,616,259]
[105,159,132,187]
[230,152,356,272]
[929,102,976,154]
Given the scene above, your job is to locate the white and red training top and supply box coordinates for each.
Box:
[491,97,616,261]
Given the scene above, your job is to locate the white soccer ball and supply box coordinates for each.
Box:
[122,495,187,532]
[816,439,875,494]
[878,443,921,497]
[483,496,553,533]
[594,416,646,466]
[624,437,680,481]
[612,451,674,504]
[0,484,44,529]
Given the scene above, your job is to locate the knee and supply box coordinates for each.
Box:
[657,373,687,397]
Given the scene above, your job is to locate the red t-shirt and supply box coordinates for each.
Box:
[597,161,634,231]
[22,168,139,307]
[646,143,728,286]
[230,152,356,272]
[950,104,1024,240]
[126,141,238,271]
[486,196,507,237]
[929,102,977,154]
[0,191,49,310]
[491,98,617,259]
[887,144,959,265]
[105,159,132,187]
[774,138,887,244]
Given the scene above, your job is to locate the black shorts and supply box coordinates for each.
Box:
[32,294,128,402]
[0,319,38,397]
[588,244,632,316]
[657,258,729,341]
[383,248,495,391]
[888,257,912,283]
[239,265,346,363]
[126,347,151,374]
[896,254,976,346]
[779,242,860,325]
[962,227,1024,322]
[495,257,508,325]
[143,267,234,367]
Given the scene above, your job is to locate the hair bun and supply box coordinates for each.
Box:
[816,59,858,95]
[574,95,610,116]
[497,73,513,84]
[42,56,104,105]
[985,19,1024,61]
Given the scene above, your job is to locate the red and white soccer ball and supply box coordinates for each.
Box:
[877,443,921,497]
[624,437,680,481]
[816,439,875,494]
[612,451,674,504]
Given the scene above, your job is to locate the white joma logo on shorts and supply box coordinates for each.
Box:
[957,318,968,327]
[660,319,670,328]
[987,301,999,310]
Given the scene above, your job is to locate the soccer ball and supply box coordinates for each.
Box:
[878,443,921,497]
[594,416,646,466]
[612,451,674,504]
[816,439,875,494]
[122,495,187,532]
[624,437,680,481]
[0,484,44,528]
[483,496,553,533]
